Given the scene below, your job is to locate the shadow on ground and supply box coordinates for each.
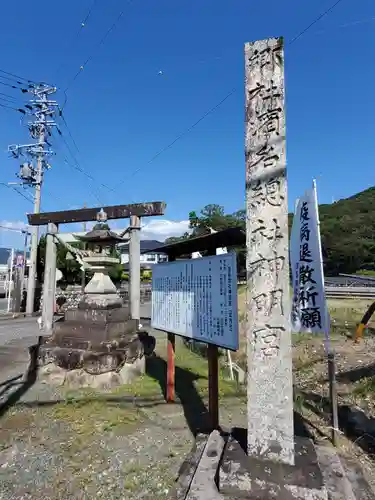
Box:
[0,348,212,437]
[0,337,42,418]
[146,355,211,436]
[298,389,375,456]
[336,363,375,384]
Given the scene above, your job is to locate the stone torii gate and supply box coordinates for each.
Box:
[27,201,166,333]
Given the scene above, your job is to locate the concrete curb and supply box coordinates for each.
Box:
[0,312,40,322]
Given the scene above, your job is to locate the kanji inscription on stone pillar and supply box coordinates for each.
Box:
[245,37,294,465]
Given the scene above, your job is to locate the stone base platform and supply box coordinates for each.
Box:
[38,355,146,390]
[174,428,375,499]
[53,307,137,348]
[37,324,156,390]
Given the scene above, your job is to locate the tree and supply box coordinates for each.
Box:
[37,236,85,285]
[164,233,190,245]
[164,204,246,273]
[161,185,375,277]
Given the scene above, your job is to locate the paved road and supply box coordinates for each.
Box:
[0,299,150,377]
[140,300,151,319]
[0,297,9,313]
[0,298,151,316]
[0,318,39,406]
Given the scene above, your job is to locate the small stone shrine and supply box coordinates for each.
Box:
[38,209,155,390]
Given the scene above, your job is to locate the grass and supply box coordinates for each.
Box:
[112,337,244,400]
[40,336,243,439]
[1,331,242,455]
[49,397,142,437]
[4,295,369,448]
[353,377,375,398]
[328,298,373,325]
[234,293,373,375]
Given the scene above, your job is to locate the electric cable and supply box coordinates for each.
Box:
[55,0,99,79]
[53,128,112,201]
[0,68,38,85]
[57,107,80,153]
[64,2,131,94]
[0,102,26,114]
[0,224,30,233]
[116,0,346,184]
[116,88,236,188]
[0,182,34,204]
[289,0,345,45]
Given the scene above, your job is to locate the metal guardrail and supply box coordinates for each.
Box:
[237,283,375,299]
[325,286,375,299]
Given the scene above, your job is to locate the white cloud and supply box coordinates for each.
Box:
[0,219,190,244]
[141,219,190,241]
[0,220,29,232]
[0,221,30,250]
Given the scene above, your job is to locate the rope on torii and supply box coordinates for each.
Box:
[53,234,91,272]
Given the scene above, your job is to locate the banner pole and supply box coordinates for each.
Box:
[312,179,331,352]
[313,179,339,445]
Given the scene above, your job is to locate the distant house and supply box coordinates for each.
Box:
[0,247,30,297]
[56,232,168,270]
[118,240,168,269]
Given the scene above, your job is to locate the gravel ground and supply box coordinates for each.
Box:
[5,316,375,498]
[0,404,194,499]
[0,391,246,500]
[0,319,246,500]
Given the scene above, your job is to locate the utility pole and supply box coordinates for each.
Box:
[8,84,57,315]
[7,249,14,313]
[81,203,87,291]
[13,229,30,314]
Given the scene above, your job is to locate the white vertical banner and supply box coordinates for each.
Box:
[290,181,330,335]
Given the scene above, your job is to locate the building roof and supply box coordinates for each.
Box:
[0,248,30,265]
[119,239,164,254]
[141,227,246,258]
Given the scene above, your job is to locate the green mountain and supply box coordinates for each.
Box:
[318,186,375,276]
[165,187,375,277]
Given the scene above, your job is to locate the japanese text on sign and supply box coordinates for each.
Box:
[290,188,329,334]
[151,253,239,351]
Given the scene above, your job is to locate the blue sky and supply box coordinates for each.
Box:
[1,0,374,249]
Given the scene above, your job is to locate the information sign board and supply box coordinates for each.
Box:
[151,253,239,351]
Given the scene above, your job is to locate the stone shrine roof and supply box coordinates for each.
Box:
[74,228,125,243]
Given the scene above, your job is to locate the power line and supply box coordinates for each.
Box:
[0,224,30,233]
[117,89,236,187]
[55,0,99,78]
[57,108,80,153]
[64,3,131,93]
[62,157,103,205]
[0,79,25,91]
[0,73,30,86]
[0,102,26,114]
[0,91,16,100]
[0,68,36,85]
[0,182,34,204]
[0,95,17,104]
[54,127,114,200]
[288,0,345,45]
[116,0,345,184]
